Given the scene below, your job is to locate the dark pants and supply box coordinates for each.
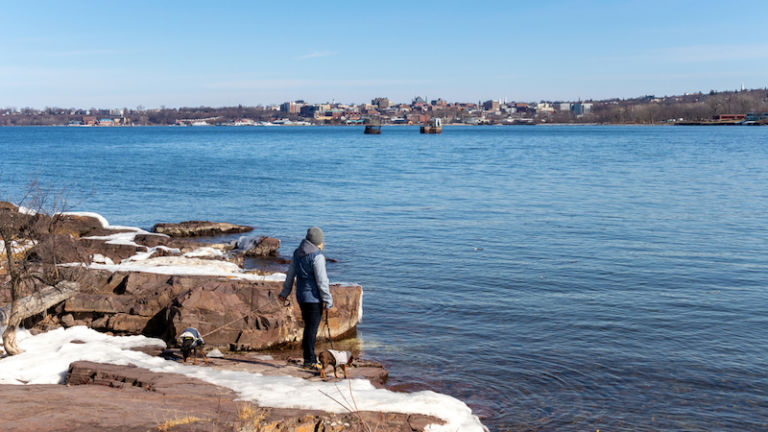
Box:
[299,302,323,364]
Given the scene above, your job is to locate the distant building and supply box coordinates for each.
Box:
[299,105,320,118]
[411,96,427,109]
[536,102,554,113]
[503,106,517,114]
[372,97,390,110]
[280,101,302,114]
[406,113,428,124]
[713,114,746,121]
[746,112,768,121]
[571,102,592,116]
[482,100,500,111]
[431,98,448,107]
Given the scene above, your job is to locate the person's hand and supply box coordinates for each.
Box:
[278,295,286,302]
[323,303,333,311]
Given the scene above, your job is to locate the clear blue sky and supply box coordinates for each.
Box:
[1,1,766,108]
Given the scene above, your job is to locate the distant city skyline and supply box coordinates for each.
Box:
[2,1,767,109]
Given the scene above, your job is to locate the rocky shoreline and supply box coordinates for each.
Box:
[0,204,486,431]
[4,211,362,349]
[1,360,438,432]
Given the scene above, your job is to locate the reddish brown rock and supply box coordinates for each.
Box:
[25,233,89,265]
[47,268,363,351]
[169,280,362,350]
[0,200,18,211]
[134,233,204,252]
[243,236,281,257]
[60,313,75,327]
[52,214,125,238]
[78,237,143,263]
[151,220,253,237]
[133,232,172,247]
[4,203,363,361]
[23,361,439,432]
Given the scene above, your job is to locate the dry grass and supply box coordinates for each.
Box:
[154,415,206,431]
[319,379,380,432]
[236,403,268,427]
[236,404,258,420]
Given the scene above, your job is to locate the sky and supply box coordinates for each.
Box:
[1,0,766,108]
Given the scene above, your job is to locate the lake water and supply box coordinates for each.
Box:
[1,125,767,431]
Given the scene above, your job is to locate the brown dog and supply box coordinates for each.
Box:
[318,350,356,379]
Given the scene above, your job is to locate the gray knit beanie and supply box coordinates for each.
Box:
[306,226,324,246]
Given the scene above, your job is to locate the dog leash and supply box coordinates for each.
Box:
[325,308,335,350]
[200,298,290,339]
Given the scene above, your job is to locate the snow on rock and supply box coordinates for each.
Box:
[61,211,158,236]
[83,256,286,282]
[0,239,34,256]
[90,254,114,266]
[183,247,224,259]
[83,231,144,248]
[57,210,285,282]
[17,206,38,215]
[0,326,166,385]
[60,211,112,230]
[122,246,181,262]
[0,327,485,432]
[207,348,224,358]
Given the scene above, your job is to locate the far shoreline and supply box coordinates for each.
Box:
[0,122,749,128]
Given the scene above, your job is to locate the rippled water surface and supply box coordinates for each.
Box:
[2,125,767,431]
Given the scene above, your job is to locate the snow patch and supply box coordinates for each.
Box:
[76,256,286,282]
[0,327,486,431]
[18,206,38,215]
[60,211,151,235]
[122,246,181,263]
[0,239,34,256]
[90,254,114,266]
[358,289,364,323]
[183,247,224,259]
[82,231,143,248]
[207,348,224,358]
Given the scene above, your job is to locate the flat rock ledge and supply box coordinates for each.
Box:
[151,220,253,237]
[0,361,440,432]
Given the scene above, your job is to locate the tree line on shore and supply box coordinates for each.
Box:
[582,89,768,124]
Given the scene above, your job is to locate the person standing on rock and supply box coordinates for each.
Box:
[279,226,333,371]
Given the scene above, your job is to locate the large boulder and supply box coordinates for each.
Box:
[242,235,281,257]
[47,269,362,351]
[25,234,90,265]
[171,281,362,350]
[151,220,253,237]
[52,214,112,238]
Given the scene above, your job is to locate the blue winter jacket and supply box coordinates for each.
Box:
[280,239,332,308]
